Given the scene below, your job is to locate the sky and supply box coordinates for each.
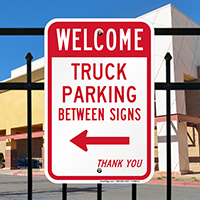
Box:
[0,0,200,81]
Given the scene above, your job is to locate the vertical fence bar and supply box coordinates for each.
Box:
[62,184,67,200]
[165,52,172,200]
[26,52,33,200]
[132,184,137,200]
[97,184,102,200]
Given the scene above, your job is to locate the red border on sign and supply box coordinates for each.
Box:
[46,20,152,181]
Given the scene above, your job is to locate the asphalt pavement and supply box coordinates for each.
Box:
[0,174,200,200]
[1,168,200,187]
[0,169,200,199]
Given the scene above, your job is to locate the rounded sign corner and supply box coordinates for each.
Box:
[45,167,60,184]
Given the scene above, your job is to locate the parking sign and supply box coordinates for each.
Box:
[45,19,154,183]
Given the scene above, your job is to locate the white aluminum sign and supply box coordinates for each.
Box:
[45,19,154,183]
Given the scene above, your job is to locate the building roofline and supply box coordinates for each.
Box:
[171,4,200,27]
[137,3,172,19]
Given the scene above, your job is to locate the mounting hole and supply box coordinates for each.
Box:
[97,168,102,173]
[97,29,103,36]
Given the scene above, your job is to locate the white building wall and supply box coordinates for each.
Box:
[172,5,200,114]
[11,57,44,78]
[171,5,200,173]
[138,4,200,173]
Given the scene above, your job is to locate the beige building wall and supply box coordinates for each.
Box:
[0,63,44,168]
[0,85,44,132]
[0,66,44,132]
[0,141,6,158]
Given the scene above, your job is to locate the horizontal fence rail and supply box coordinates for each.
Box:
[2,82,200,91]
[0,28,200,35]
[155,82,200,90]
[0,82,44,90]
[155,28,200,35]
[0,28,44,35]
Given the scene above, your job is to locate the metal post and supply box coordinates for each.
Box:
[165,52,172,200]
[132,184,137,200]
[26,52,33,200]
[97,184,102,200]
[62,184,67,200]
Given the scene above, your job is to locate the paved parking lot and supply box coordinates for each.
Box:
[0,174,200,200]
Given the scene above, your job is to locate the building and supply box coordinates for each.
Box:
[0,4,200,175]
[0,58,45,168]
[138,4,200,175]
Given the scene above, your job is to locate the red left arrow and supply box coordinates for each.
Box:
[70,130,130,152]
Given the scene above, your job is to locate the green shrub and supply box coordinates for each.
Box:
[191,177,198,182]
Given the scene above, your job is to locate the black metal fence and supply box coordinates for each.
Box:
[0,27,200,200]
